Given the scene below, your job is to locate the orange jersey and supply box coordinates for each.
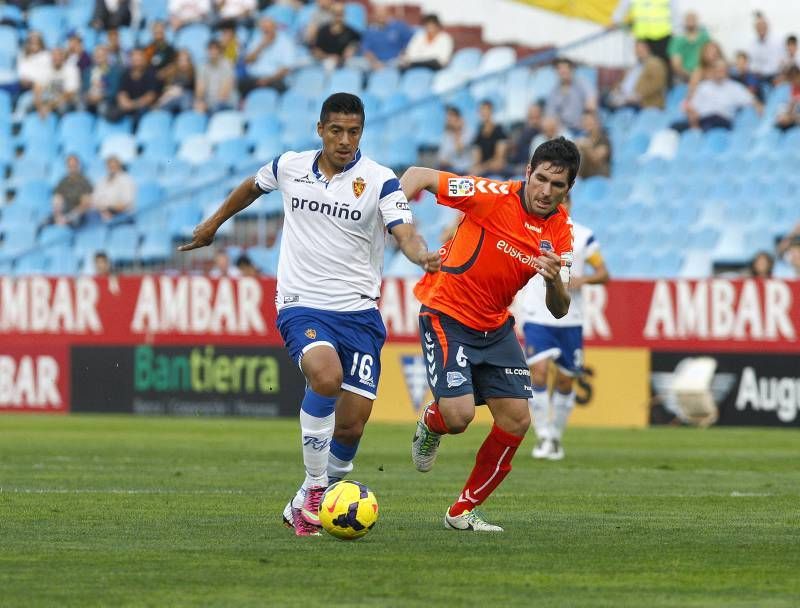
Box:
[414,173,574,331]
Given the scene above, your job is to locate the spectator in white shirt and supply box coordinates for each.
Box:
[672,59,762,131]
[169,0,212,31]
[749,12,784,83]
[215,0,257,24]
[778,35,799,77]
[34,48,80,117]
[17,31,51,92]
[399,14,453,71]
[90,156,136,223]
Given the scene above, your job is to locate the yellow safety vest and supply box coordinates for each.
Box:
[631,0,672,40]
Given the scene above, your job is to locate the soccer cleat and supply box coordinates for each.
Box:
[444,509,504,532]
[531,437,552,459]
[300,485,326,526]
[411,417,441,472]
[282,500,294,529]
[547,439,565,461]
[292,507,321,536]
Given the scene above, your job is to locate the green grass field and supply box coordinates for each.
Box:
[1,415,798,607]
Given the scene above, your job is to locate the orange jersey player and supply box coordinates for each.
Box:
[400,137,579,532]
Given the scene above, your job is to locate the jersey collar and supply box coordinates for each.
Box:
[311,148,362,182]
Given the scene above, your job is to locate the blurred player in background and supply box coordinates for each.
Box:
[400,137,579,532]
[180,93,440,536]
[522,193,609,461]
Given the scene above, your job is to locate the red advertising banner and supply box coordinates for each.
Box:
[0,345,69,413]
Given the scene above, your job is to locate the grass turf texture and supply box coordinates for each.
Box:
[1,416,798,607]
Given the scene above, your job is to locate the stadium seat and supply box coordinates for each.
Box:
[400,68,434,100]
[0,4,23,27]
[139,0,169,24]
[477,46,517,76]
[106,224,140,264]
[17,112,57,148]
[262,3,297,27]
[139,230,173,263]
[246,245,280,275]
[135,180,163,211]
[172,111,207,142]
[1,222,38,257]
[432,68,472,95]
[243,87,280,118]
[100,133,139,163]
[528,66,557,100]
[136,110,173,144]
[254,137,284,163]
[0,26,17,62]
[94,117,133,146]
[28,5,66,48]
[38,224,73,247]
[175,23,211,63]
[449,47,483,73]
[167,203,203,239]
[65,3,93,30]
[12,250,48,275]
[289,66,328,101]
[246,114,281,145]
[128,157,161,182]
[58,111,95,145]
[326,67,363,96]
[344,2,367,31]
[214,137,251,170]
[177,134,213,165]
[366,68,401,100]
[141,138,177,163]
[73,226,107,257]
[206,110,245,143]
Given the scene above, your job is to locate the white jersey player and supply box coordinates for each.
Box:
[520,196,609,460]
[180,93,441,536]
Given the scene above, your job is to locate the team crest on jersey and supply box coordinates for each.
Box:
[305,328,317,339]
[448,178,474,197]
[352,176,366,198]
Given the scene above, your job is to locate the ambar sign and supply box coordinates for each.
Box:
[0,348,68,412]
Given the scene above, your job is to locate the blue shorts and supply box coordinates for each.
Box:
[276,306,386,400]
[419,307,531,405]
[522,323,583,376]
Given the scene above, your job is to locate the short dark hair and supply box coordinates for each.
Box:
[555,57,573,69]
[529,137,581,187]
[208,39,221,50]
[445,104,461,116]
[319,92,365,124]
[788,35,798,45]
[421,14,441,27]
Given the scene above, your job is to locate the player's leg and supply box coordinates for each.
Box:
[328,391,373,483]
[548,327,582,460]
[523,323,560,458]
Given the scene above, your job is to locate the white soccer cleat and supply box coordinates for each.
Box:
[532,437,552,459]
[411,417,441,472]
[547,439,565,461]
[444,509,504,532]
[282,499,294,529]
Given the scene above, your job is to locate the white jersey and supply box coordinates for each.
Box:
[521,221,601,328]
[256,149,413,312]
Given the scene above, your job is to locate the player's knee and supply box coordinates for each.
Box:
[444,409,474,434]
[308,372,343,397]
[530,364,548,386]
[555,375,574,393]
[334,420,365,444]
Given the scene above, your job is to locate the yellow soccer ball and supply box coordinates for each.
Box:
[318,480,378,540]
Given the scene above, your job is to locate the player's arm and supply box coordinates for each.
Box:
[178,176,263,251]
[571,252,610,289]
[399,166,441,198]
[391,223,441,273]
[536,250,570,319]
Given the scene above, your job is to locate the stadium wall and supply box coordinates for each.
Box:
[1,276,798,427]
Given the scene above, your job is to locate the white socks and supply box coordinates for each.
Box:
[551,390,576,441]
[299,408,335,488]
[528,386,550,440]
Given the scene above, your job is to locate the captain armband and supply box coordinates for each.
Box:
[559,251,573,283]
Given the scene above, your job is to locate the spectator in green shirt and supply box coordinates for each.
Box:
[668,12,710,83]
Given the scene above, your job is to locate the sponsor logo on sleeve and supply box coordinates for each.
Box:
[448,178,475,197]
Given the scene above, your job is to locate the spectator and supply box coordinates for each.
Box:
[437,105,474,174]
[217,19,241,64]
[530,114,568,152]
[84,44,122,117]
[34,47,80,117]
[471,100,508,177]
[747,251,774,279]
[302,0,335,46]
[17,31,51,93]
[93,251,113,277]
[195,39,238,113]
[105,28,127,67]
[749,11,783,84]
[114,47,159,124]
[608,39,668,110]
[668,11,710,83]
[545,58,597,132]
[780,35,800,74]
[672,59,761,132]
[687,40,724,97]
[506,103,543,176]
[209,249,241,278]
[242,17,296,93]
[91,0,132,30]
[89,156,136,223]
[215,0,257,25]
[235,253,259,277]
[399,13,453,71]
[775,233,800,278]
[576,111,611,178]
[169,0,212,31]
[358,5,413,70]
[156,49,195,113]
[65,33,92,88]
[143,21,176,80]
[612,0,679,71]
[312,2,361,71]
[51,154,93,227]
[775,66,800,131]
[730,51,764,102]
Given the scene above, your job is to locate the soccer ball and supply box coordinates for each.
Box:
[318,480,378,540]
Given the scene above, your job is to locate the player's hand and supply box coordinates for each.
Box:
[419,250,442,273]
[177,219,218,252]
[534,250,562,283]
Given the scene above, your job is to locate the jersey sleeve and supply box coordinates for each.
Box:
[378,174,413,232]
[435,172,512,219]
[556,217,575,284]
[255,154,282,193]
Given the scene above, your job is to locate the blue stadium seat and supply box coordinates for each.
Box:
[400,68,434,100]
[172,111,207,142]
[2,222,38,257]
[206,110,245,143]
[177,134,213,165]
[28,5,66,48]
[326,67,363,96]
[288,66,328,101]
[366,68,401,100]
[477,46,516,76]
[449,47,482,72]
[38,224,73,247]
[13,250,48,275]
[167,203,203,239]
[254,138,284,163]
[139,230,172,263]
[142,138,177,163]
[262,3,297,27]
[100,133,139,163]
[246,245,280,275]
[21,138,58,166]
[1,200,39,226]
[0,26,17,62]
[344,2,367,31]
[17,112,57,148]
[0,5,23,27]
[106,224,141,264]
[135,180,163,210]
[529,66,557,100]
[42,244,80,275]
[128,157,161,182]
[174,23,211,63]
[136,110,173,144]
[243,87,280,118]
[214,137,251,170]
[432,67,472,95]
[246,114,281,145]
[139,0,169,24]
[73,226,108,257]
[66,3,93,30]
[94,116,133,145]
[8,159,50,191]
[58,111,95,146]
